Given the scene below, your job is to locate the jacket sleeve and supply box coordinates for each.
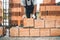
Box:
[20,0,25,6]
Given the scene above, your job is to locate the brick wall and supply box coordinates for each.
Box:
[9,0,24,26]
[10,17,60,37]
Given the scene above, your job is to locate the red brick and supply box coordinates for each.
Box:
[54,6,60,11]
[46,6,51,11]
[56,16,60,20]
[35,19,44,28]
[40,6,46,11]
[10,0,21,3]
[45,16,56,20]
[0,17,2,23]
[40,29,50,36]
[51,29,60,36]
[3,27,6,35]
[41,16,46,20]
[30,28,39,36]
[0,1,2,7]
[10,7,24,13]
[56,20,60,28]
[0,9,2,16]
[11,16,18,20]
[0,27,3,36]
[43,0,55,4]
[23,18,34,28]
[10,27,18,37]
[46,6,57,11]
[45,20,55,28]
[19,28,29,36]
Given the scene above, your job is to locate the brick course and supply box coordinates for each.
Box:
[19,28,29,36]
[40,29,50,36]
[30,28,39,36]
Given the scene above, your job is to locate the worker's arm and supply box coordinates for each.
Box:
[20,0,26,18]
[32,5,37,18]
[33,5,37,14]
[32,0,37,18]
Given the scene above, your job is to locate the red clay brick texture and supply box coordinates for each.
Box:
[41,16,46,20]
[51,29,60,36]
[10,0,21,3]
[43,0,55,4]
[30,28,39,36]
[56,20,60,28]
[56,16,60,20]
[23,18,34,28]
[45,20,55,28]
[45,16,56,20]
[35,19,44,28]
[0,27,3,36]
[40,29,50,36]
[19,28,29,36]
[0,1,2,7]
[40,6,46,11]
[10,27,18,37]
[3,27,6,35]
[40,6,60,11]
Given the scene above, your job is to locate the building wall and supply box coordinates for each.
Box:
[9,0,25,26]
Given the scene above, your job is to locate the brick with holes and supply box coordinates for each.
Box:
[45,20,55,28]
[51,29,60,36]
[19,28,29,36]
[40,29,50,36]
[56,20,60,28]
[30,28,39,36]
[10,27,18,37]
[35,19,44,28]
[23,18,34,28]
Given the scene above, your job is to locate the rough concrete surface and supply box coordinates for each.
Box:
[0,37,60,40]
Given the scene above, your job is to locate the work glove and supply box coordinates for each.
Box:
[31,14,36,19]
[22,15,26,18]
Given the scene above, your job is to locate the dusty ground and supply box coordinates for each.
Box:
[0,37,60,40]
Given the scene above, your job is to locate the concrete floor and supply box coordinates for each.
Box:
[0,37,60,40]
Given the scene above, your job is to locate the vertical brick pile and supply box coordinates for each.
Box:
[40,0,60,36]
[9,0,24,26]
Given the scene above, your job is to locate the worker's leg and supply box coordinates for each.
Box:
[26,8,31,18]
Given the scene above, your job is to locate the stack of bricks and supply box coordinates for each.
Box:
[0,27,6,37]
[9,0,24,26]
[40,0,60,36]
[0,0,2,25]
[9,0,60,37]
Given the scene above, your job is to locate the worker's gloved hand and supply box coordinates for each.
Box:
[22,15,26,18]
[32,14,36,19]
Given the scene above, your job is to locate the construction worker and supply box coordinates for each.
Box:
[21,0,37,18]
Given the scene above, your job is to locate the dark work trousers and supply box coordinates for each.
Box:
[25,6,34,18]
